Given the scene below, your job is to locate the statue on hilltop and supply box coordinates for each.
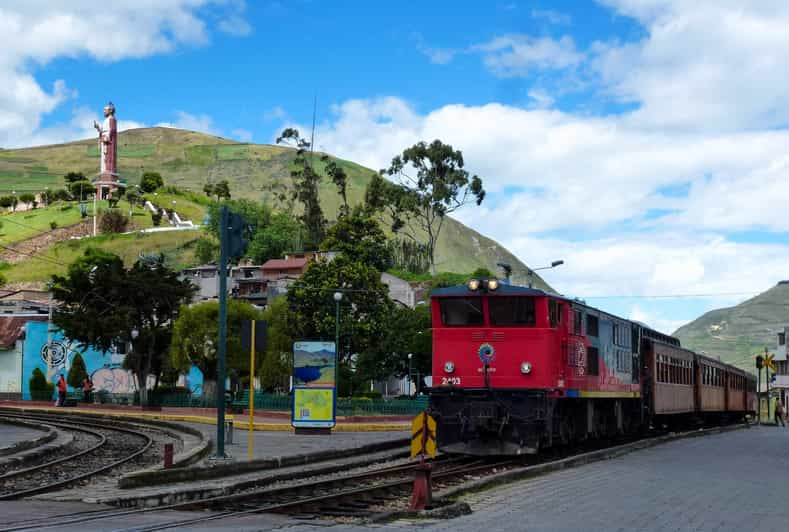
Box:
[93,102,118,199]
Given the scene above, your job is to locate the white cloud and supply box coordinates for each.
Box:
[0,1,250,148]
[473,34,584,77]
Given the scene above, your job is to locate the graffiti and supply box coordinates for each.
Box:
[91,368,136,393]
[40,341,69,368]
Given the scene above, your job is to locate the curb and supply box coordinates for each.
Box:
[117,436,410,490]
[433,424,749,505]
[0,417,56,457]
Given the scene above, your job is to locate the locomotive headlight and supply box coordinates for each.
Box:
[520,361,532,374]
[467,278,481,291]
[444,361,455,373]
[487,278,499,291]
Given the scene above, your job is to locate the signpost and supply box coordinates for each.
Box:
[292,341,337,433]
[241,320,267,460]
[410,411,436,510]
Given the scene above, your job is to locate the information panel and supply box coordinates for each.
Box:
[292,341,336,429]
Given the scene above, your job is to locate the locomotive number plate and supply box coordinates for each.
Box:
[441,377,461,386]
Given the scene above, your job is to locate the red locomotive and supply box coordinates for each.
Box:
[429,280,756,455]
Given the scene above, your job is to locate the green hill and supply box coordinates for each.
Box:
[0,127,548,288]
[673,282,789,370]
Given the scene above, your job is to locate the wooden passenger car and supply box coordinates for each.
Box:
[695,355,726,412]
[643,340,695,415]
[725,366,749,413]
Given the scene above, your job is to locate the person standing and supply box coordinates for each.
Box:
[82,376,93,404]
[775,399,785,427]
[56,374,67,407]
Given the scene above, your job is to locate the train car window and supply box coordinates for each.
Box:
[488,297,536,326]
[549,300,563,327]
[587,346,599,375]
[573,309,583,334]
[586,314,599,336]
[439,297,484,326]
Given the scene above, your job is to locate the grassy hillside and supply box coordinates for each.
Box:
[0,127,548,288]
[673,282,789,370]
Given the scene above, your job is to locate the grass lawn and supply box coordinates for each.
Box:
[3,230,203,284]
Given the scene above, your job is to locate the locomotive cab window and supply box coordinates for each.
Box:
[488,297,536,326]
[572,309,583,335]
[439,297,484,326]
[549,300,563,328]
[586,314,599,337]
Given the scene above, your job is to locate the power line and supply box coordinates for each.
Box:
[580,291,758,300]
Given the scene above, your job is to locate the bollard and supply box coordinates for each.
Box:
[409,462,432,510]
[225,419,234,445]
[163,443,174,469]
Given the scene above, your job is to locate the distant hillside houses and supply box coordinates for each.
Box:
[180,252,427,309]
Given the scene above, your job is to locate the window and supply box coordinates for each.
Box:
[488,297,536,326]
[573,309,583,335]
[780,332,786,346]
[587,346,599,376]
[586,314,599,337]
[439,297,484,326]
[549,300,563,328]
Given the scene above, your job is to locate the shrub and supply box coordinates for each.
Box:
[0,196,13,208]
[53,188,71,201]
[140,171,164,193]
[64,171,86,184]
[358,391,383,400]
[99,209,130,234]
[67,353,88,388]
[151,210,163,226]
[68,180,92,201]
[49,221,58,230]
[29,368,54,401]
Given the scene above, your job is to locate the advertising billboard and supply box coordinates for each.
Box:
[292,341,336,429]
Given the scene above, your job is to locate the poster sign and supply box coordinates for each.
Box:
[292,341,336,429]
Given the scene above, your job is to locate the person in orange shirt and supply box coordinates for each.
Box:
[82,376,94,403]
[56,374,67,407]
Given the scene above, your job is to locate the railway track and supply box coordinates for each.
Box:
[0,413,153,500]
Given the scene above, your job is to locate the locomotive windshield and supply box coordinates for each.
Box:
[489,297,536,326]
[439,297,484,326]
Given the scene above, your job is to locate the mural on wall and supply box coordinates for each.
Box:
[22,321,203,399]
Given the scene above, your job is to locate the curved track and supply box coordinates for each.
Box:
[0,413,152,500]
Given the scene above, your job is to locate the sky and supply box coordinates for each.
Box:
[2,0,789,334]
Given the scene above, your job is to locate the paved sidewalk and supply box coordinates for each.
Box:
[0,421,45,451]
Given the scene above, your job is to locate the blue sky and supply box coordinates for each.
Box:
[3,0,789,334]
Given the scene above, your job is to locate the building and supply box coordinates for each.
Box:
[261,257,309,282]
[772,328,789,406]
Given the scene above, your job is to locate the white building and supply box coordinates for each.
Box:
[772,328,789,406]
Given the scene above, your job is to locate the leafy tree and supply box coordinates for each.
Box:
[67,352,88,388]
[259,296,293,392]
[64,171,86,184]
[248,212,301,264]
[213,180,231,200]
[195,237,219,264]
[287,255,394,366]
[471,267,494,279]
[276,128,326,250]
[322,155,349,217]
[41,189,53,206]
[29,367,54,400]
[68,180,92,201]
[321,206,392,271]
[19,192,35,209]
[99,209,129,234]
[140,171,164,193]
[52,188,71,202]
[0,196,14,209]
[378,140,486,274]
[170,299,263,397]
[51,249,196,405]
[125,188,142,208]
[203,182,215,197]
[356,304,431,390]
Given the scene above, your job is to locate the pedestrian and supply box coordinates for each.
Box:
[775,399,785,427]
[82,375,93,404]
[56,374,67,407]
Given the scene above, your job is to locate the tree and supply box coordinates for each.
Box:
[52,188,71,202]
[195,237,219,264]
[287,255,394,366]
[0,196,14,209]
[67,352,88,388]
[213,180,231,200]
[51,249,196,405]
[140,171,164,193]
[64,171,86,184]
[203,182,215,197]
[99,210,130,234]
[321,206,392,272]
[356,304,431,390]
[277,128,326,250]
[68,180,92,201]
[18,192,35,209]
[322,155,349,217]
[170,299,263,397]
[29,367,54,401]
[379,140,486,274]
[259,296,293,392]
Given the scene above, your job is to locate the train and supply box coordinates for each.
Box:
[427,279,757,455]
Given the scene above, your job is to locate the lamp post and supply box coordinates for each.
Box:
[408,353,413,396]
[527,259,564,288]
[334,291,343,390]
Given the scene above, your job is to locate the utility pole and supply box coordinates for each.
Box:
[216,205,229,458]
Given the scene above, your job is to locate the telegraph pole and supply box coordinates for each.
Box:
[216,205,229,458]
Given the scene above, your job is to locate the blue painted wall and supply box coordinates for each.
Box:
[21,321,203,399]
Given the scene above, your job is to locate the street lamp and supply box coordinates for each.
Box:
[527,259,564,288]
[334,292,343,389]
[407,353,413,396]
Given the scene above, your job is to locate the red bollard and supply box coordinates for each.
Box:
[163,443,174,469]
[409,462,432,510]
